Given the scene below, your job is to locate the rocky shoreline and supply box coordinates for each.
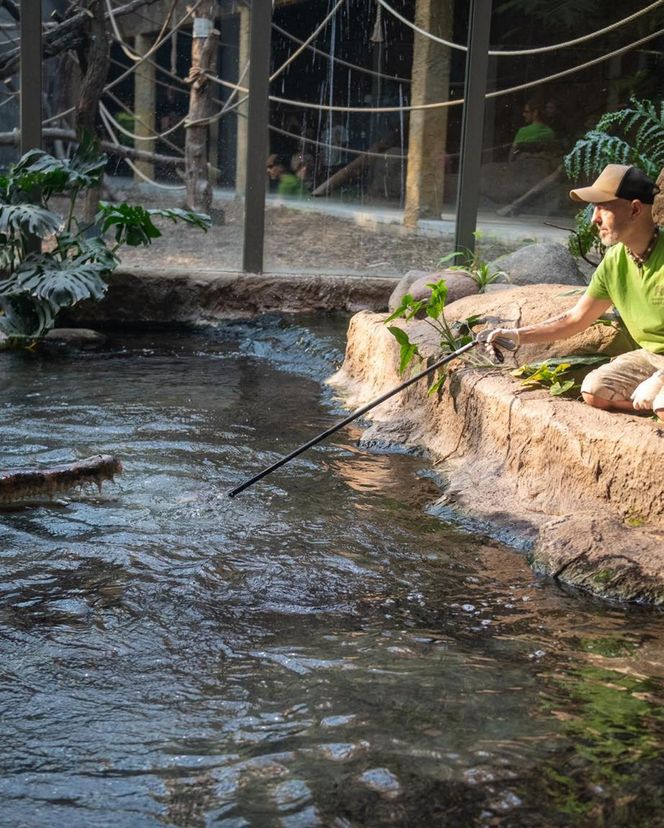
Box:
[329,291,664,605]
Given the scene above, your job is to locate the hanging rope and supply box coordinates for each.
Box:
[99,105,186,190]
[270,0,346,83]
[273,22,410,85]
[206,25,664,114]
[376,0,664,56]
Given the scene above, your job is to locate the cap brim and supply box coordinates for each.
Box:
[569,185,619,203]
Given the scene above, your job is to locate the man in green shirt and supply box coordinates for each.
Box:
[487,164,664,419]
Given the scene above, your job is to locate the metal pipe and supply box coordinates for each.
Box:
[20,0,42,153]
[241,1,272,273]
[454,0,492,256]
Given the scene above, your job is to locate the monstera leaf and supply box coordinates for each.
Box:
[0,293,56,338]
[0,203,61,238]
[6,256,108,308]
[5,133,107,201]
[97,202,211,247]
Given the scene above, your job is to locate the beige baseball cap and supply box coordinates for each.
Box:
[570,164,660,204]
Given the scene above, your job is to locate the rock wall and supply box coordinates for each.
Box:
[329,287,664,604]
[67,268,395,325]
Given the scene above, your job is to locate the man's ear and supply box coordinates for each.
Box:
[630,199,645,218]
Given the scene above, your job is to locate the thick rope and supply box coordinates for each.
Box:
[376,0,664,57]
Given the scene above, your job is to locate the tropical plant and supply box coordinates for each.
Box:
[563,98,664,260]
[439,233,508,292]
[564,98,664,182]
[384,279,483,395]
[0,137,210,341]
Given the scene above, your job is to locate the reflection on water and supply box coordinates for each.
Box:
[1,316,664,827]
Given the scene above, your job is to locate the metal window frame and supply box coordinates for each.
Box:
[20,1,492,273]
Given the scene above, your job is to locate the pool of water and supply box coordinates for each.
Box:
[1,315,664,828]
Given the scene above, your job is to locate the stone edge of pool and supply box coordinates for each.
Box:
[66,267,397,322]
[327,300,664,607]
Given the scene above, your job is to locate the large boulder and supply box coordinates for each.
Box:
[388,268,479,312]
[489,243,585,286]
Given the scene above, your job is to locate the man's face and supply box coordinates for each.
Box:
[266,162,284,181]
[591,199,634,246]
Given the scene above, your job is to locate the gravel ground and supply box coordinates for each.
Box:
[109,191,518,278]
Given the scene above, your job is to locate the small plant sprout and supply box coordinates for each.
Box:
[438,232,508,292]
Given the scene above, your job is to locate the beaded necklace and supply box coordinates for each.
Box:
[627,226,660,270]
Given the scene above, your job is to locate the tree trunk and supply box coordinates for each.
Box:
[74,0,110,223]
[184,1,219,213]
[403,0,453,228]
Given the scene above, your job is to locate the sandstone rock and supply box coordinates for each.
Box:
[533,516,664,605]
[65,268,395,324]
[489,243,585,286]
[388,268,479,312]
[329,295,663,603]
[442,283,632,366]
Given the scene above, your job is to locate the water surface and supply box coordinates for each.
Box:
[2,316,664,827]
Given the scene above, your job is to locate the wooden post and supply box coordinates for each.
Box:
[403,0,453,228]
[234,3,250,196]
[133,33,156,181]
[74,0,109,224]
[184,0,219,212]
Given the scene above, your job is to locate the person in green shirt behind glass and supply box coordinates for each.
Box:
[485,164,664,420]
[509,99,557,161]
[266,153,310,198]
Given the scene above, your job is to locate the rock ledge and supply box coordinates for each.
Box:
[329,291,664,605]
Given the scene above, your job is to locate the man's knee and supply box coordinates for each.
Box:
[582,392,613,410]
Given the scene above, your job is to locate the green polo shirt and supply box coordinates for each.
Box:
[585,232,664,353]
[513,122,556,146]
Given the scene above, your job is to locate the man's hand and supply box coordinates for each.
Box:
[631,372,664,410]
[485,328,520,351]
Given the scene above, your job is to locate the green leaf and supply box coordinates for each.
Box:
[7,138,106,199]
[96,202,162,246]
[426,279,448,320]
[0,204,61,238]
[146,206,211,233]
[427,372,447,396]
[387,325,421,374]
[384,292,425,323]
[10,256,108,308]
[0,293,56,337]
[550,379,577,396]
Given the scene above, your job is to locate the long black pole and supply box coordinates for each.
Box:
[227,340,477,498]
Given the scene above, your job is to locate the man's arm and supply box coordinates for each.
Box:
[517,294,612,343]
[488,294,613,348]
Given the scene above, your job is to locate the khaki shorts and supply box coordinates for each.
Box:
[581,349,664,410]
